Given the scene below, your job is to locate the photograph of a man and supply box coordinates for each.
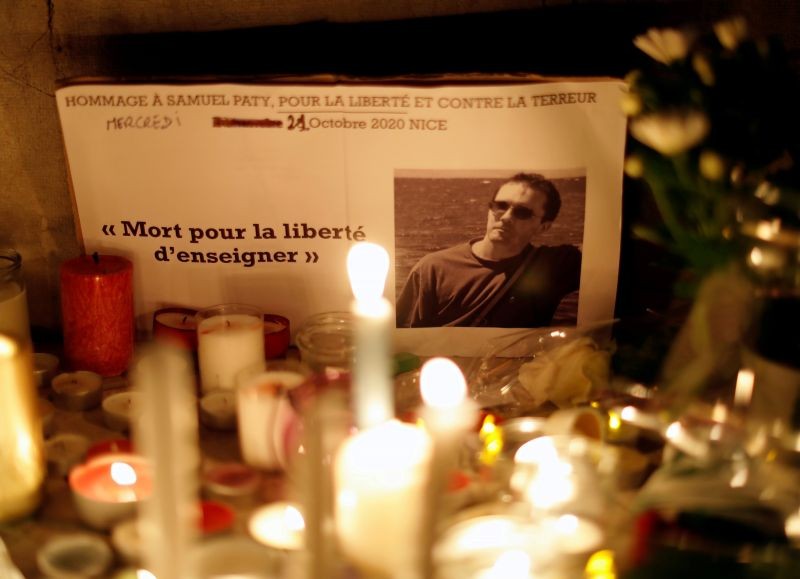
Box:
[396,172,582,328]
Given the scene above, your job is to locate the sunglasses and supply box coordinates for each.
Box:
[488,200,538,220]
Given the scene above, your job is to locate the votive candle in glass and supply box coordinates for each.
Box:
[196,304,265,393]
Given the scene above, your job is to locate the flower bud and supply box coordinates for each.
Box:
[620,93,643,116]
[624,155,645,178]
[699,150,725,181]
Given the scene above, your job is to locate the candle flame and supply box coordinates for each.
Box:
[734,368,755,407]
[0,335,17,357]
[284,505,305,532]
[420,357,467,408]
[486,550,531,578]
[347,242,389,303]
[111,461,138,486]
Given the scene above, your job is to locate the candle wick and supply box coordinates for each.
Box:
[225,320,231,328]
[92,252,100,265]
[182,315,188,324]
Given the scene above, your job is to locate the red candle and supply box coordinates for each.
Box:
[153,306,198,351]
[60,254,133,376]
[263,314,290,359]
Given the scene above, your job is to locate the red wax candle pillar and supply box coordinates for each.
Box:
[60,254,133,376]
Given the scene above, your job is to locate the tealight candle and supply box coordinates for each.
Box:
[236,370,305,471]
[346,242,394,429]
[153,307,198,351]
[103,391,142,432]
[37,533,113,579]
[46,432,91,477]
[248,501,305,551]
[111,518,142,565]
[52,370,103,411]
[60,253,133,376]
[199,390,237,431]
[334,420,431,578]
[33,352,60,388]
[263,314,290,359]
[69,452,152,530]
[202,462,262,505]
[197,304,265,393]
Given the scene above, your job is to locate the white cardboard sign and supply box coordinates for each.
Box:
[56,79,626,356]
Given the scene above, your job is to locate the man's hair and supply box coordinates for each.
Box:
[492,173,562,222]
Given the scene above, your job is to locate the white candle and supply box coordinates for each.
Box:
[334,420,431,577]
[236,370,304,471]
[419,358,478,579]
[133,345,201,579]
[52,371,103,411]
[347,242,393,429]
[197,305,265,393]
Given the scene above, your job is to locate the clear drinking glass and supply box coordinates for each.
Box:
[0,249,31,345]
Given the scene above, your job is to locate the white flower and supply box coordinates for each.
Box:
[714,16,748,50]
[699,150,725,180]
[634,27,693,64]
[518,337,611,408]
[630,110,710,156]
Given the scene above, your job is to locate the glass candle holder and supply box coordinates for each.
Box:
[295,312,354,373]
[0,333,45,522]
[196,304,265,393]
[0,249,31,345]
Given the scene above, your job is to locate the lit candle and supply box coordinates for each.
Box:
[0,333,45,523]
[236,370,305,471]
[52,370,103,411]
[133,345,201,579]
[347,242,393,429]
[196,304,265,393]
[153,307,198,351]
[60,253,133,376]
[248,501,306,551]
[334,419,431,577]
[419,357,479,578]
[68,452,152,529]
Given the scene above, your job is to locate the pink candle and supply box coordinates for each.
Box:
[69,453,152,529]
[60,254,133,376]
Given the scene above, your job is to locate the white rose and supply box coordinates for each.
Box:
[517,337,611,409]
[630,110,710,156]
[633,27,694,64]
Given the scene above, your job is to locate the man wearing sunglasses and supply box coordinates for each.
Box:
[396,172,581,327]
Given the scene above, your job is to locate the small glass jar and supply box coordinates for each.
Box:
[0,333,45,522]
[295,312,354,373]
[0,249,31,345]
